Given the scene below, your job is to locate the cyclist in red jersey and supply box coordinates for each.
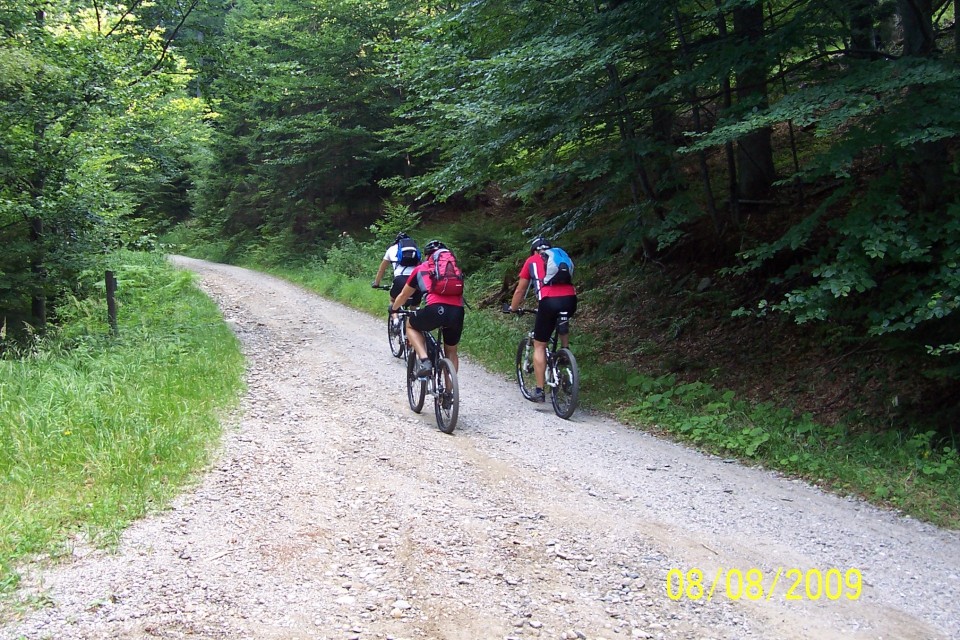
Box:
[503,236,577,403]
[391,239,465,377]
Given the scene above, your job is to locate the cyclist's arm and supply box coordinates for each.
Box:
[508,277,531,312]
[373,259,390,287]
[391,283,418,311]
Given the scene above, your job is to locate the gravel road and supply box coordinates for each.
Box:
[3,256,959,640]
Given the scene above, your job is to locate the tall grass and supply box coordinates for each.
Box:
[0,251,244,591]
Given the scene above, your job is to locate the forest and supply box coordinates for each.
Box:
[2,2,959,436]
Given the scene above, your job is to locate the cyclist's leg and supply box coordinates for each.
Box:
[533,300,559,390]
[556,295,577,349]
[438,305,465,372]
[532,340,548,389]
[406,323,427,360]
[406,287,424,309]
[444,344,458,371]
[408,305,442,362]
[388,275,407,303]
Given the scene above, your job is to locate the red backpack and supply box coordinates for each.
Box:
[428,249,464,296]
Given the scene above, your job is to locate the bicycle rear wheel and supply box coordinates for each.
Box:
[550,348,579,419]
[434,357,459,434]
[515,336,536,400]
[388,314,405,358]
[406,350,426,412]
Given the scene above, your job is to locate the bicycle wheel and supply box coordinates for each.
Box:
[515,336,536,400]
[388,314,405,358]
[550,348,580,419]
[406,350,426,413]
[434,357,459,434]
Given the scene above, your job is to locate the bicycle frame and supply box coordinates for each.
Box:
[377,285,410,359]
[396,309,459,434]
[512,308,580,419]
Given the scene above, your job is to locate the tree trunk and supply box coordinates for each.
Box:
[29,8,47,331]
[29,216,46,330]
[898,0,935,56]
[850,0,881,59]
[897,0,943,209]
[714,1,740,225]
[733,1,776,200]
[955,0,959,58]
[674,8,722,233]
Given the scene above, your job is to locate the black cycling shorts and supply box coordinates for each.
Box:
[534,295,577,343]
[391,274,422,307]
[409,304,465,346]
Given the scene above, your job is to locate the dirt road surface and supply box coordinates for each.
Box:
[3,257,959,640]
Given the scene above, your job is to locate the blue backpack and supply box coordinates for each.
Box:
[542,247,574,285]
[396,236,421,267]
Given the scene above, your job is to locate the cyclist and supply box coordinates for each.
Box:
[390,239,465,377]
[372,232,423,308]
[503,236,577,403]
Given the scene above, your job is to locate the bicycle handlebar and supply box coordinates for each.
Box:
[393,307,418,316]
[502,305,538,316]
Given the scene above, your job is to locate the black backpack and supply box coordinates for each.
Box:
[396,237,421,267]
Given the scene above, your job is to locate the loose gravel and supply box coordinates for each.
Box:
[2,256,959,640]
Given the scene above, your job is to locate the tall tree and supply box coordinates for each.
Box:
[732,0,776,200]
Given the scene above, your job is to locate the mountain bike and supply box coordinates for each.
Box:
[375,284,409,359]
[395,309,459,434]
[510,308,580,419]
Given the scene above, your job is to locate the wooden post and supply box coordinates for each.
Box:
[105,270,118,336]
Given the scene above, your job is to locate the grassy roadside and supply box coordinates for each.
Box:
[238,241,959,529]
[0,251,245,593]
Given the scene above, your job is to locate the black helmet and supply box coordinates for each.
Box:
[423,239,446,257]
[530,236,551,254]
[395,232,410,244]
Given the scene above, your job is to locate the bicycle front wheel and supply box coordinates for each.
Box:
[550,348,580,419]
[434,357,459,434]
[406,351,426,413]
[388,314,405,358]
[515,336,536,400]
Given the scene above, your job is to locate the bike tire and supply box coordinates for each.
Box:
[550,348,580,419]
[406,350,426,413]
[515,336,536,400]
[388,314,405,359]
[434,357,459,434]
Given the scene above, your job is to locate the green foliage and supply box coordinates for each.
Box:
[0,250,244,589]
[0,0,215,326]
[189,0,410,252]
[322,234,380,280]
[726,173,960,352]
[367,200,422,246]
[433,216,523,288]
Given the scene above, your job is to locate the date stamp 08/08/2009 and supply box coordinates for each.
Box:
[665,568,863,603]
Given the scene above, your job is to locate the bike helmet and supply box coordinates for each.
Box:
[530,236,551,254]
[423,239,446,257]
[395,231,410,243]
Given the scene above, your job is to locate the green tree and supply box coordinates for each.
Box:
[191,0,412,254]
[0,1,209,330]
